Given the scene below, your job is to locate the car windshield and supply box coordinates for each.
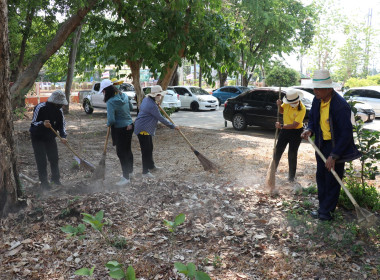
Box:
[189,87,209,95]
[120,83,134,91]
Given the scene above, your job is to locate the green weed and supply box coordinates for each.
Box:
[174,262,211,280]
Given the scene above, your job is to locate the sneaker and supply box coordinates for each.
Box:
[142,172,155,178]
[116,177,130,186]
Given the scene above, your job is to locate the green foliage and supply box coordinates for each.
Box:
[266,65,300,87]
[13,107,27,120]
[302,185,318,196]
[339,180,380,211]
[163,213,186,233]
[75,265,95,277]
[339,100,380,211]
[106,261,135,280]
[174,262,211,280]
[345,74,380,88]
[82,210,105,232]
[162,107,176,118]
[60,224,86,239]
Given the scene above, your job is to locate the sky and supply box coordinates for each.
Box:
[285,0,380,73]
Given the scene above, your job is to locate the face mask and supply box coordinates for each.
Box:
[55,104,63,109]
[290,102,299,108]
[115,85,120,90]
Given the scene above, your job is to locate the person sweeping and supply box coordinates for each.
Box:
[301,69,361,221]
[29,90,68,190]
[134,85,179,178]
[273,89,306,182]
[101,79,134,186]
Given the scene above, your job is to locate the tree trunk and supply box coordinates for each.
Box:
[261,65,266,87]
[10,0,97,109]
[218,71,227,88]
[0,0,23,217]
[128,60,143,107]
[64,24,82,114]
[198,66,202,88]
[168,65,179,86]
[12,5,36,82]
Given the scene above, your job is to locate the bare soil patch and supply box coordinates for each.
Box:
[1,104,379,279]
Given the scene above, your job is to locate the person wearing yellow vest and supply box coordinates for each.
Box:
[301,69,361,221]
[274,89,306,182]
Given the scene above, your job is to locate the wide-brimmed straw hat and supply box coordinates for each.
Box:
[283,89,303,104]
[111,78,123,85]
[307,69,340,89]
[98,79,113,93]
[147,85,167,98]
[47,90,68,105]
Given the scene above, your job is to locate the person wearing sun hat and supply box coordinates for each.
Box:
[274,88,306,182]
[134,85,179,178]
[29,90,68,190]
[301,69,361,221]
[111,78,124,90]
[101,79,135,187]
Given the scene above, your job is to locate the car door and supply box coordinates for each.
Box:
[219,87,234,103]
[240,90,269,126]
[363,89,380,116]
[91,83,105,107]
[175,87,192,108]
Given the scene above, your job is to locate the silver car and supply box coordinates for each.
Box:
[344,86,380,117]
[142,87,181,111]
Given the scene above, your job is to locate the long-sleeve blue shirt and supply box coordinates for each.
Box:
[134,96,175,136]
[106,93,133,128]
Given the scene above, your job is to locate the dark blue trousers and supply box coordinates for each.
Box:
[137,134,155,174]
[315,140,345,219]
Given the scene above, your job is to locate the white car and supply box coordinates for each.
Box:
[168,86,219,111]
[83,82,137,114]
[292,86,376,123]
[142,87,181,111]
[344,86,380,117]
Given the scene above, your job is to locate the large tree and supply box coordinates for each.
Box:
[0,0,22,217]
[9,0,99,108]
[229,0,316,86]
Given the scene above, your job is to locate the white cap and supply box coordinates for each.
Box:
[98,79,113,93]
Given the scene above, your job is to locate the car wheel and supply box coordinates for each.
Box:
[232,113,247,131]
[83,100,93,114]
[191,102,199,112]
[175,108,180,112]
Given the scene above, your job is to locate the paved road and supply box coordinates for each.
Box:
[169,107,380,133]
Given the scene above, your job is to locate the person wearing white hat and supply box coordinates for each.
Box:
[301,69,361,221]
[29,90,68,190]
[274,88,306,182]
[102,79,134,186]
[134,85,179,178]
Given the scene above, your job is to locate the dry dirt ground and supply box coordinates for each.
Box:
[1,103,379,280]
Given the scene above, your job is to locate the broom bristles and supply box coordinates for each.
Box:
[91,156,106,180]
[193,150,218,171]
[265,159,276,192]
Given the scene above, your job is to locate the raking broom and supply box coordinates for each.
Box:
[308,137,377,226]
[158,105,218,171]
[49,127,95,172]
[265,87,281,193]
[92,126,111,180]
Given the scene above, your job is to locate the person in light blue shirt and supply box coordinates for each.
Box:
[134,85,179,178]
[100,79,134,186]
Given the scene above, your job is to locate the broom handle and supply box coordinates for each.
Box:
[272,87,281,156]
[49,126,83,160]
[158,105,196,150]
[307,137,360,208]
[103,127,111,155]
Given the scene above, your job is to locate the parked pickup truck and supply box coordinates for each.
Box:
[82,82,137,114]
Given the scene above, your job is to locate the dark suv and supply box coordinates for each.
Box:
[223,87,312,130]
